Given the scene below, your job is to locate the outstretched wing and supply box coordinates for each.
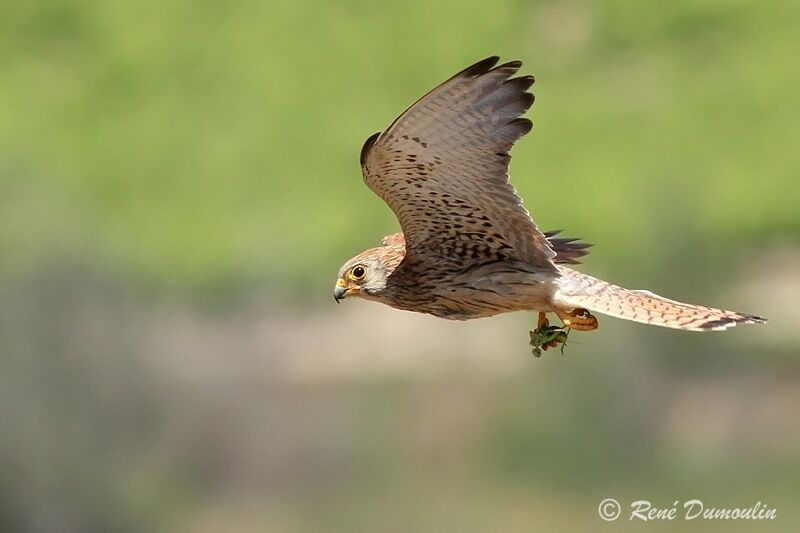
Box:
[360,56,557,272]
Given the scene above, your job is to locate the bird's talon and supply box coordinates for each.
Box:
[556,308,598,332]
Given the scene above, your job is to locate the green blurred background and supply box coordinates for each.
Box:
[1,0,799,531]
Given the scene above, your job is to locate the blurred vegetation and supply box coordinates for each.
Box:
[1,0,798,297]
[1,1,799,532]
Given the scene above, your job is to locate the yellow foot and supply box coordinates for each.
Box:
[556,308,598,331]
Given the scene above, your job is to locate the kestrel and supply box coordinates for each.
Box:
[333,56,766,355]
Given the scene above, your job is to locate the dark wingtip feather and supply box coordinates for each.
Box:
[461,57,526,80]
[360,131,381,166]
[507,74,535,91]
[511,117,533,135]
[496,60,523,71]
[518,91,535,111]
[462,56,501,78]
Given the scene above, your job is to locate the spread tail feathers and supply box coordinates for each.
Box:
[545,230,592,265]
[555,270,766,331]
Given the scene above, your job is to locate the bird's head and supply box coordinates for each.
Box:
[333,234,405,304]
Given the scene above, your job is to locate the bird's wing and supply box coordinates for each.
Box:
[360,56,557,273]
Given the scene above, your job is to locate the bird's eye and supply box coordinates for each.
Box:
[350,265,366,280]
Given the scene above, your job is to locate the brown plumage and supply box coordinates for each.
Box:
[334,56,765,342]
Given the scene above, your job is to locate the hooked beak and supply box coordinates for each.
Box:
[333,278,350,303]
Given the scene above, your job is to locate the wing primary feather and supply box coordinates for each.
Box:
[510,117,533,135]
[461,56,501,77]
[495,60,523,71]
[360,131,381,166]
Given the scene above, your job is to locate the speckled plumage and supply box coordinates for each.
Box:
[335,57,766,333]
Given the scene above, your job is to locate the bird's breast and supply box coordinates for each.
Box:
[384,263,557,319]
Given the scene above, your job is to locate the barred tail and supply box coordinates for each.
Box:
[555,270,767,331]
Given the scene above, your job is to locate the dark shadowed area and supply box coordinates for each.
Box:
[1,1,799,532]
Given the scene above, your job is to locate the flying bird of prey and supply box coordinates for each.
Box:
[333,56,765,355]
